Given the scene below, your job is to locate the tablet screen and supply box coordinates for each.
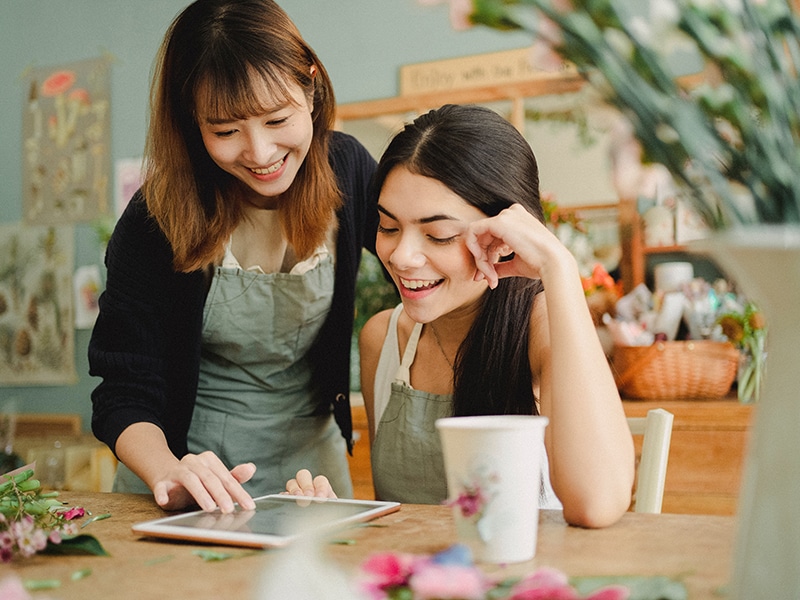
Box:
[132,495,401,548]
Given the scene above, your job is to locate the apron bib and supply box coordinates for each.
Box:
[372,381,452,504]
[188,252,352,497]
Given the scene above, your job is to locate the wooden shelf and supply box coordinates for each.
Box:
[642,244,688,255]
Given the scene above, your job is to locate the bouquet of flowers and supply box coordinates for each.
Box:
[717,300,767,402]
[422,0,800,228]
[581,263,622,326]
[0,467,106,562]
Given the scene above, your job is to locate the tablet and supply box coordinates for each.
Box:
[132,494,401,548]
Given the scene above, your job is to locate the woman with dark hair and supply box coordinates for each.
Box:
[89,0,378,514]
[287,104,634,528]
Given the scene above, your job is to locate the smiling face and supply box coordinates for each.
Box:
[197,78,314,209]
[377,166,490,324]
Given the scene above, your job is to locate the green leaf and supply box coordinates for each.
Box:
[71,568,92,581]
[192,548,264,562]
[193,549,236,561]
[24,579,61,591]
[471,0,524,31]
[145,554,175,566]
[81,512,112,528]
[571,575,688,600]
[43,534,110,557]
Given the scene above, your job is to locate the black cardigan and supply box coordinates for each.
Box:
[89,132,378,458]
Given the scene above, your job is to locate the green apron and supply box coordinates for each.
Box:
[113,248,351,498]
[372,381,453,504]
[188,251,351,497]
[371,321,453,504]
[371,312,560,508]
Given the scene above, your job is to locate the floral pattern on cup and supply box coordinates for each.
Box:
[445,462,500,543]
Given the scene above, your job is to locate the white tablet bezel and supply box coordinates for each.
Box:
[131,494,401,548]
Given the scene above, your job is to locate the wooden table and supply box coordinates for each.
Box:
[7,492,735,599]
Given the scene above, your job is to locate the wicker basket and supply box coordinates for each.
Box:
[611,340,739,400]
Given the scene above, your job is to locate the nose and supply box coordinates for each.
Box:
[387,232,426,271]
[242,129,278,165]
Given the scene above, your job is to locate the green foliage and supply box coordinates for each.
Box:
[469,0,800,226]
[355,250,399,335]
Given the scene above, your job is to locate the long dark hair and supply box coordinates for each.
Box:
[144,0,340,271]
[372,104,545,416]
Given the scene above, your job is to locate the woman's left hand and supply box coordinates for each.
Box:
[284,469,337,498]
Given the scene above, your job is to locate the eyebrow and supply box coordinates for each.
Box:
[377,204,460,224]
[201,100,293,125]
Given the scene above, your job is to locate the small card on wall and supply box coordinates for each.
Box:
[73,265,101,330]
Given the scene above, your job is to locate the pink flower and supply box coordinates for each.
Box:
[0,532,13,563]
[409,563,489,599]
[608,116,644,201]
[418,0,474,30]
[59,506,85,521]
[10,518,47,558]
[585,586,630,600]
[357,548,632,600]
[446,487,488,518]
[509,568,630,600]
[359,551,418,598]
[0,575,34,600]
[509,567,578,600]
[529,40,565,72]
[510,587,578,600]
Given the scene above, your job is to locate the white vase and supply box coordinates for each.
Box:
[696,225,800,598]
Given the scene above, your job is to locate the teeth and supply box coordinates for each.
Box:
[251,158,284,175]
[400,278,441,290]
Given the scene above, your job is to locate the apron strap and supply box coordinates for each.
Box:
[396,319,423,386]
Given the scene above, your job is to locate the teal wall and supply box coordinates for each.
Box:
[0,1,529,430]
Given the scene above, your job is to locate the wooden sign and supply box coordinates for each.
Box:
[399,47,575,96]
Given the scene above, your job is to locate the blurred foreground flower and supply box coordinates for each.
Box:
[358,544,629,600]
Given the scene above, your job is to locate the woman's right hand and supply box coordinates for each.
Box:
[284,469,337,498]
[151,451,257,514]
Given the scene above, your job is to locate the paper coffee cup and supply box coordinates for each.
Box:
[436,415,548,564]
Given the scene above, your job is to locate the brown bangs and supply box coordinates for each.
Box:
[193,65,302,123]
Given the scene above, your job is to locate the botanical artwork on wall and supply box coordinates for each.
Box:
[0,224,76,385]
[22,56,111,225]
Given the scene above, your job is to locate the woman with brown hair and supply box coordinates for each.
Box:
[89,0,379,513]
[287,105,634,528]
